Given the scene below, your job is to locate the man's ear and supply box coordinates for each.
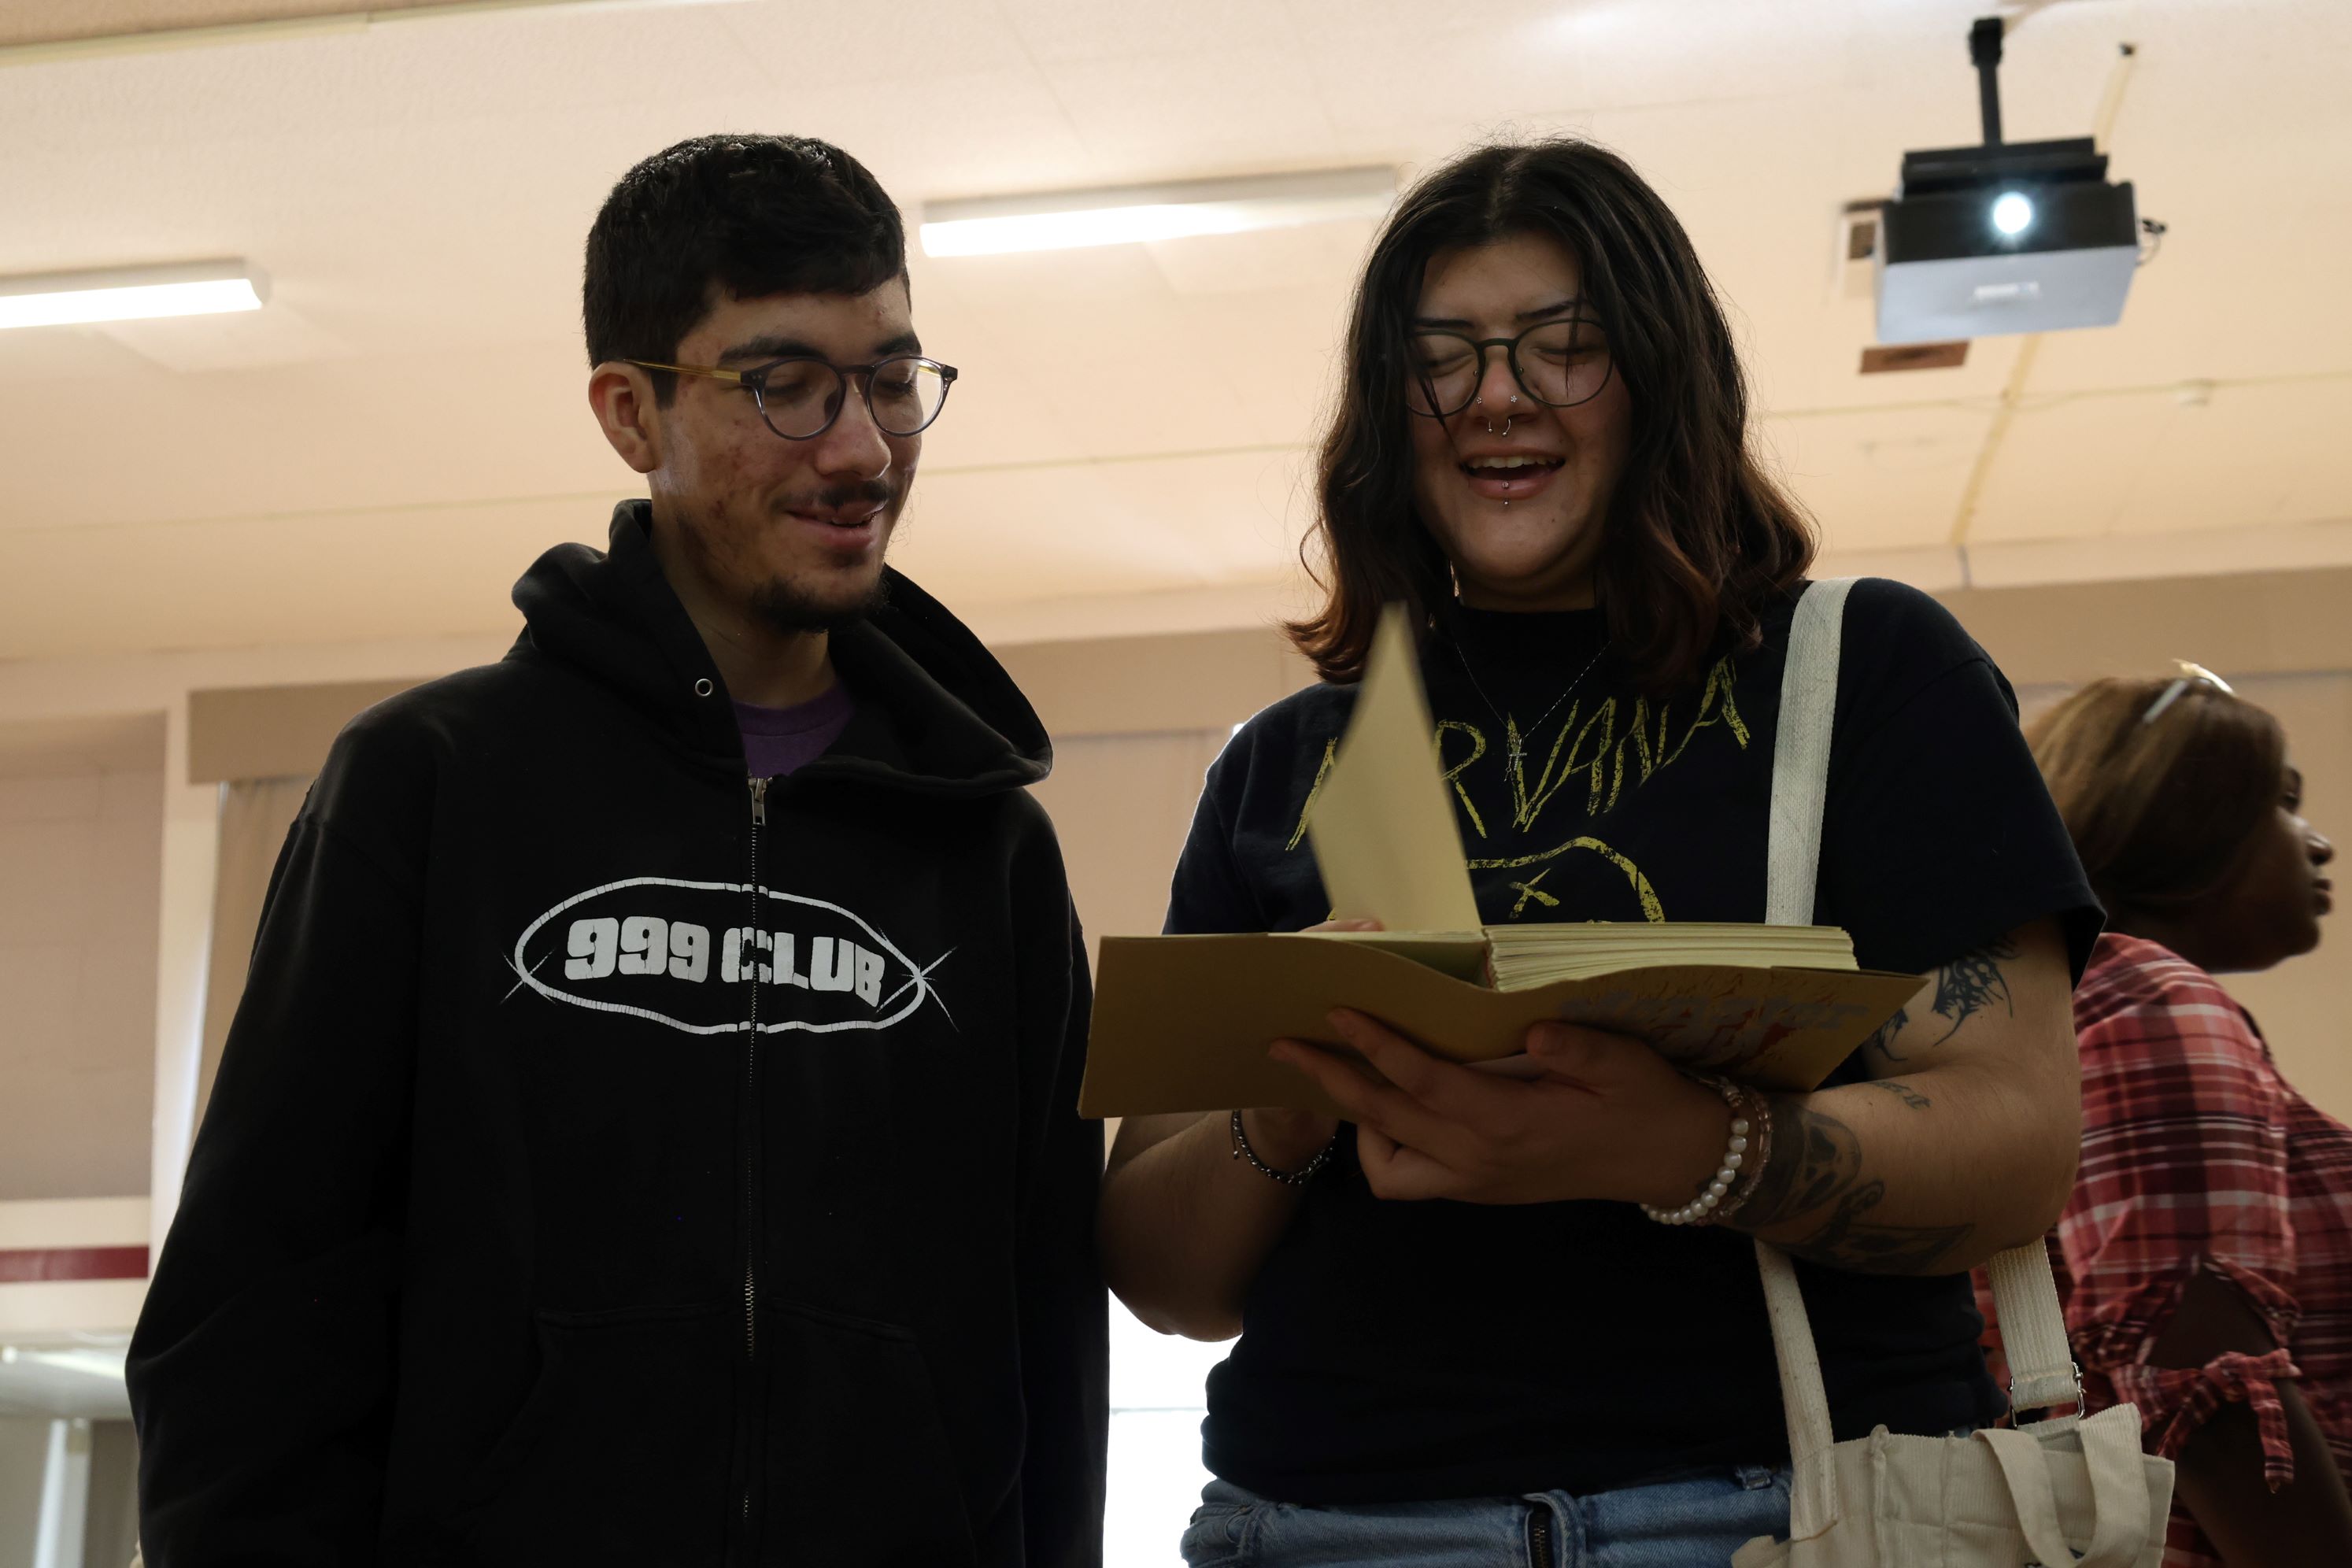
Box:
[589,361,663,475]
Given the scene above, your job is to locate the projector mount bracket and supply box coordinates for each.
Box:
[1971,16,2007,147]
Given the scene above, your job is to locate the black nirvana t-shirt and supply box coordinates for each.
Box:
[1163,578,2101,1504]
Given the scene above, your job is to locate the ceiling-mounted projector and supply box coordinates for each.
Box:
[1877,17,2147,345]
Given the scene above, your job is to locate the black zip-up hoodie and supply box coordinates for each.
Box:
[129,502,1108,1567]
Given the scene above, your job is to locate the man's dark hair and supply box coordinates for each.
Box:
[584,134,907,403]
[1291,138,1817,695]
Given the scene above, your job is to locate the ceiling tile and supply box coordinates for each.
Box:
[1762,403,1997,554]
[2277,378,2352,523]
[2120,376,2352,534]
[1039,46,1342,170]
[1962,394,2168,545]
[1289,12,1592,142]
[912,243,1259,457]
[893,448,1309,604]
[713,0,1034,80]
[996,0,1298,65]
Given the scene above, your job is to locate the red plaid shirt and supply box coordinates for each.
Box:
[1984,933,2352,1566]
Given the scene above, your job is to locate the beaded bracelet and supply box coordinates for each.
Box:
[1711,1082,1773,1225]
[1230,1108,1336,1186]
[1639,1077,1768,1227]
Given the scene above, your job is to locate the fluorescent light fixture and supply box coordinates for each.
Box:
[921,168,1396,259]
[0,259,268,331]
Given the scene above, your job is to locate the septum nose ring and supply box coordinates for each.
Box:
[1483,396,1524,504]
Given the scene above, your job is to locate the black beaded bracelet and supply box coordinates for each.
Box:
[1230,1109,1335,1186]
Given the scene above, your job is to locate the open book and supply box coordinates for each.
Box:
[1075,607,1922,1119]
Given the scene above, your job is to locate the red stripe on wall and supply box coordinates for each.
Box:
[0,1245,150,1284]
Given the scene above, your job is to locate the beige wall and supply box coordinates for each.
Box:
[0,767,163,1200]
[1028,730,1237,945]
[0,1418,51,1568]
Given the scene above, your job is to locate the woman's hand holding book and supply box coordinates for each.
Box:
[1267,1008,1730,1208]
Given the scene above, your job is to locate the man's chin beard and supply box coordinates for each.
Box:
[744,571,890,635]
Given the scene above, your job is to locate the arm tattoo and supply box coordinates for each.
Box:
[1864,1079,1932,1111]
[1862,1006,1911,1064]
[1725,1095,1973,1274]
[1798,1182,1974,1274]
[1927,936,2018,1045]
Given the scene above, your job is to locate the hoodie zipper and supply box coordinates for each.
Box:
[744,775,768,1355]
[741,775,770,1540]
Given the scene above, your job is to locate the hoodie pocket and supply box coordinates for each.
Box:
[452,1302,737,1567]
[760,1299,979,1565]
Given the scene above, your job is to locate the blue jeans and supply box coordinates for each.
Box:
[1178,1467,1792,1568]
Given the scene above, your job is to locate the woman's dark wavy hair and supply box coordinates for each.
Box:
[1289,139,1816,693]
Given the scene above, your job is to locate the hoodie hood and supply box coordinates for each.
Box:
[511,500,1050,797]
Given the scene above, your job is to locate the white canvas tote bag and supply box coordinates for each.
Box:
[1731,578,2175,1568]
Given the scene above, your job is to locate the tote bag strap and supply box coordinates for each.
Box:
[1763,576,1854,929]
[1756,576,1856,1539]
[1986,1233,2085,1416]
[1755,1241,1840,1537]
[1758,577,2086,1544]
[1759,571,2077,1415]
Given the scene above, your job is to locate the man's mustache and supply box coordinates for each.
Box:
[781,477,897,516]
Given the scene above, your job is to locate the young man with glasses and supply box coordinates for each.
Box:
[129,135,1107,1567]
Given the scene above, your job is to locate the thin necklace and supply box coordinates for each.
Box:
[1450,627,1609,771]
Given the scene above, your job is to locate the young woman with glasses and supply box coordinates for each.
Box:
[2022,673,2349,1567]
[1098,139,2104,1567]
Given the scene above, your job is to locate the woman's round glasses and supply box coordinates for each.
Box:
[1403,320,1613,418]
[627,354,958,440]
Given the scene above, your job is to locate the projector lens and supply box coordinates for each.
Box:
[1991,192,2035,237]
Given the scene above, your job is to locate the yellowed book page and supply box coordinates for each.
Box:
[1078,933,1923,1119]
[1305,605,1484,933]
[1300,929,1490,984]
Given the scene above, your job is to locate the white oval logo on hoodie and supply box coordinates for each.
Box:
[509,878,948,1036]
